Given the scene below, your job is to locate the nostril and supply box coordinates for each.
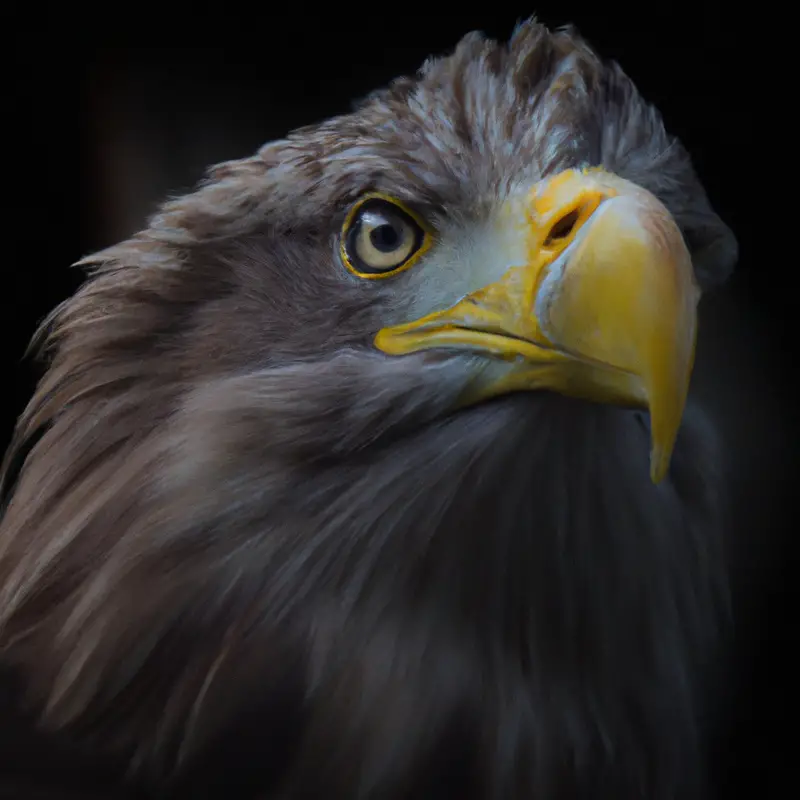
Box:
[544,208,582,246]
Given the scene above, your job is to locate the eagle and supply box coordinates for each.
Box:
[0,18,737,800]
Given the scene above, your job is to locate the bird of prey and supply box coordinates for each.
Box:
[0,17,737,800]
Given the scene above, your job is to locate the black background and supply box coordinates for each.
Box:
[5,2,794,797]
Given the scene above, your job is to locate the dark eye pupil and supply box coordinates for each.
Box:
[370,224,400,252]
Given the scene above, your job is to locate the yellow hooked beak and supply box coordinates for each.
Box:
[374,169,700,483]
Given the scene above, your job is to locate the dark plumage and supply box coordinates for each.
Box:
[0,19,736,800]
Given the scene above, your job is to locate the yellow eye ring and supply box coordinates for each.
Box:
[339,193,433,279]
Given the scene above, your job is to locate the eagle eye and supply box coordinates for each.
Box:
[340,195,431,278]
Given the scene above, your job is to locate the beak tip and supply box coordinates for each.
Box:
[649,444,671,484]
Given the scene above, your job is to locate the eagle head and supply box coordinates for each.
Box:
[0,18,737,800]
